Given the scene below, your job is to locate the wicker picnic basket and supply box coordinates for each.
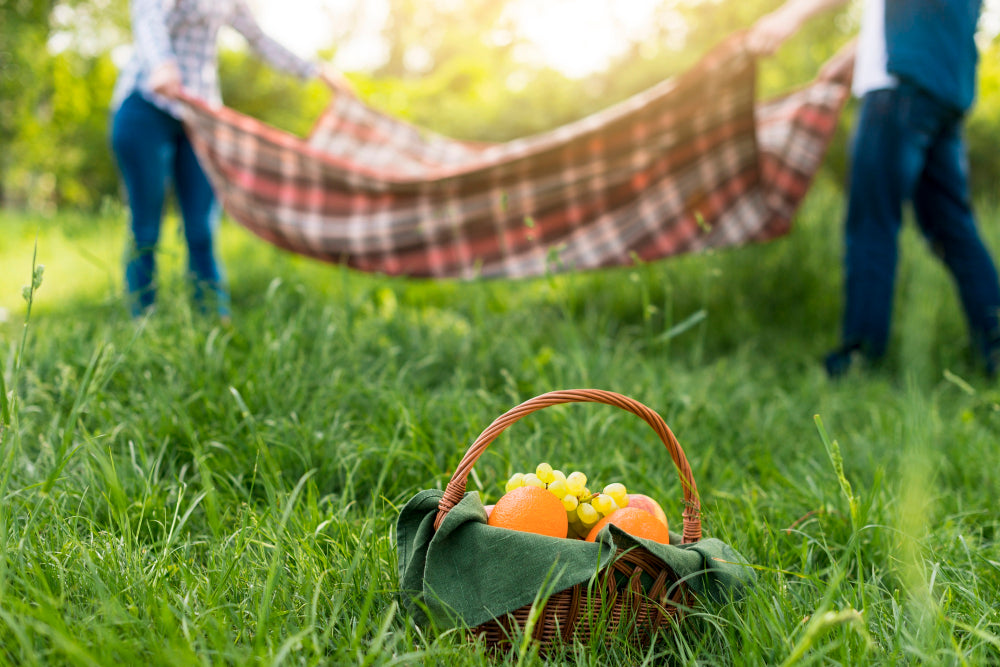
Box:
[432,388,702,649]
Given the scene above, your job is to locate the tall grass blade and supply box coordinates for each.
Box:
[814,414,859,531]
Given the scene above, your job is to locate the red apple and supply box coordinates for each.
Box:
[627,494,669,530]
[484,504,495,519]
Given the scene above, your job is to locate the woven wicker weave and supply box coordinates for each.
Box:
[433,389,701,649]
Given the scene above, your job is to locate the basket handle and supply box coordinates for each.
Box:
[433,389,702,543]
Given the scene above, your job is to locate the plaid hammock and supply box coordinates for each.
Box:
[180,37,851,279]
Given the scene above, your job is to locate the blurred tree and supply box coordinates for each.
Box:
[0,0,126,209]
[219,50,332,136]
[4,0,1000,213]
[967,37,1000,200]
[1,0,56,206]
[377,0,515,79]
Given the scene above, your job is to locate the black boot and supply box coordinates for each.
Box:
[823,342,864,379]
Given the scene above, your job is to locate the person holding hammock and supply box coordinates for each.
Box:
[748,0,1000,377]
[110,0,351,319]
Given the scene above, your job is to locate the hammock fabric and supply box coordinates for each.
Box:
[180,36,852,279]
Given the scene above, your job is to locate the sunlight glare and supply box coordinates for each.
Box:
[251,0,1000,78]
[506,0,663,78]
[252,0,663,77]
[252,0,389,70]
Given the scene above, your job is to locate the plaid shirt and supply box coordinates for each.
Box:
[112,0,319,117]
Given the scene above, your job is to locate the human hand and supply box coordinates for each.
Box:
[319,65,355,97]
[150,61,183,99]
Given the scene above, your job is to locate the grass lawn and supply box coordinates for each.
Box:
[1,181,999,664]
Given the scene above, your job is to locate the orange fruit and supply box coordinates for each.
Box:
[585,507,672,544]
[487,485,568,539]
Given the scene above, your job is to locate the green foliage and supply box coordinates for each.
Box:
[0,0,55,206]
[1,182,1000,664]
[3,0,1000,214]
[218,51,332,137]
[374,0,512,79]
[6,51,120,211]
[967,40,1000,200]
[1,0,122,211]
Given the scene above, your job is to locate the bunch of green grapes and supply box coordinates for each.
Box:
[504,462,629,539]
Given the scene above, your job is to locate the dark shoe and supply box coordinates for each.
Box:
[824,343,863,379]
[986,335,1000,379]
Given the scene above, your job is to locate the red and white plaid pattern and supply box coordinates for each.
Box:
[181,37,851,279]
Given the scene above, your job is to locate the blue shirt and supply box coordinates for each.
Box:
[885,0,982,112]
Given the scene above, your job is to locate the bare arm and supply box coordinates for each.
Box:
[746,0,850,56]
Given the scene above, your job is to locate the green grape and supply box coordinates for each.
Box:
[504,473,525,493]
[550,469,567,483]
[566,471,587,495]
[603,482,629,507]
[576,502,599,526]
[535,462,555,484]
[546,479,568,498]
[561,494,579,512]
[591,494,619,517]
[523,473,545,488]
[567,509,585,537]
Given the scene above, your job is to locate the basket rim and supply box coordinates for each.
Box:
[432,388,702,543]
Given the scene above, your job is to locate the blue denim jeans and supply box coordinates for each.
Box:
[111,92,230,317]
[841,83,1000,361]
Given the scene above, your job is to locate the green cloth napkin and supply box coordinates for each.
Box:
[396,489,756,629]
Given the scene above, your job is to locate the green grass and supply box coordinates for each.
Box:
[2,181,999,665]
